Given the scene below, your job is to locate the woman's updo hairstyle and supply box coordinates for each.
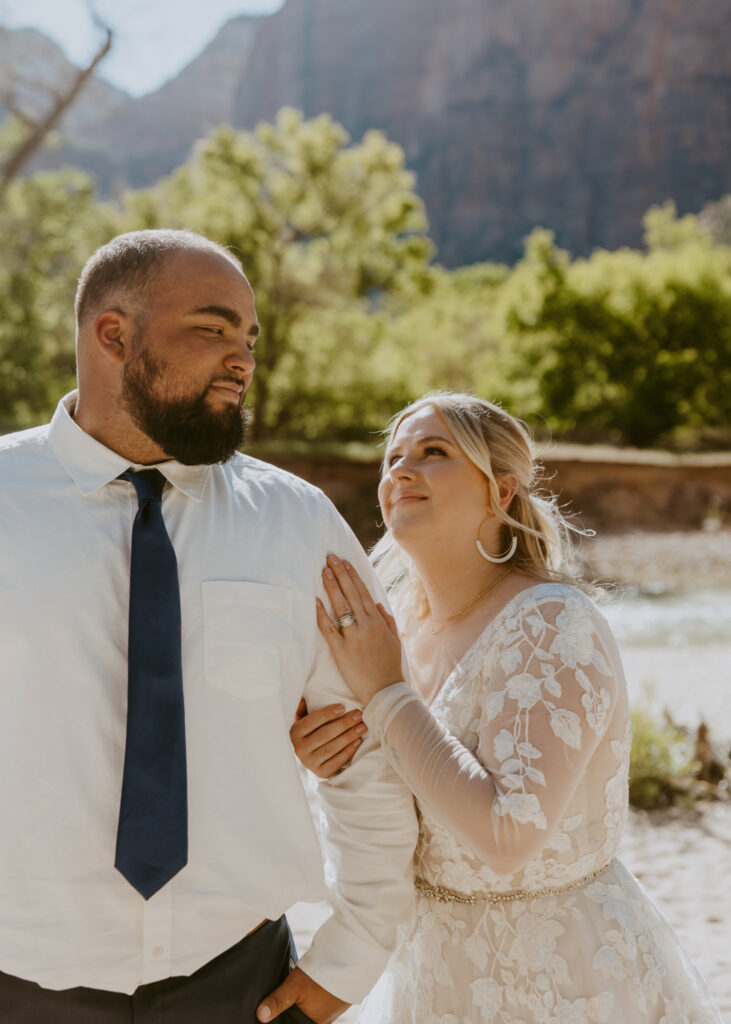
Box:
[371,391,590,618]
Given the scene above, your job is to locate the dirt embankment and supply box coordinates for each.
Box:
[259,445,731,552]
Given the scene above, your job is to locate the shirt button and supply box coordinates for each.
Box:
[152,946,164,958]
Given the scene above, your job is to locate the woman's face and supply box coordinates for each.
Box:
[378,405,491,549]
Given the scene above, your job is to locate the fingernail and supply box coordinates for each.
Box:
[328,554,340,565]
[343,560,352,570]
[324,567,334,579]
[334,705,345,714]
[356,724,367,734]
[352,710,363,721]
[258,1008,271,1022]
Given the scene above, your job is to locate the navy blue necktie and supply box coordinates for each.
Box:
[115,469,188,899]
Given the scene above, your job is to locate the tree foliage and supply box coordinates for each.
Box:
[500,214,731,446]
[0,103,729,449]
[0,169,114,429]
[121,108,434,438]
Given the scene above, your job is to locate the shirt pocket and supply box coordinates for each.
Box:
[201,580,293,699]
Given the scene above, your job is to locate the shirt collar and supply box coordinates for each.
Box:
[48,392,210,502]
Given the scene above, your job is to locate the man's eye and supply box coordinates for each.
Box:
[201,326,224,336]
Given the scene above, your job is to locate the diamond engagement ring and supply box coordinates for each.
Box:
[336,612,356,628]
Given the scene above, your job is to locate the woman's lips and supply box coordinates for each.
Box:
[393,493,427,504]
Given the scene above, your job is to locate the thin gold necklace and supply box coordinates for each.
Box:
[430,568,513,635]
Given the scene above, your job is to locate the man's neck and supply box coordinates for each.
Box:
[72,395,171,465]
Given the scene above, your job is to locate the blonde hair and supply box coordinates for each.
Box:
[371,391,590,618]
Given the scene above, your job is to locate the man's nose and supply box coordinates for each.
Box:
[223,343,256,379]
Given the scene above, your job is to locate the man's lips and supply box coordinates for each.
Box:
[209,381,244,399]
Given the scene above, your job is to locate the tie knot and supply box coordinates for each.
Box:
[120,468,167,504]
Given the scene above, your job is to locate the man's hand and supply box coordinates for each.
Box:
[256,966,350,1023]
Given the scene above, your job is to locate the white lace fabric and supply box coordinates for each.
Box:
[359,584,722,1023]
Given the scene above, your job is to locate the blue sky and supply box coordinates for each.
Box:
[0,0,285,97]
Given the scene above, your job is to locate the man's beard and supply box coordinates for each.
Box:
[121,348,248,466]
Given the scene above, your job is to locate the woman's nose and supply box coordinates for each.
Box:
[390,458,416,480]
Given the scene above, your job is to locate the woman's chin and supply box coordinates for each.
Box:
[389,514,430,548]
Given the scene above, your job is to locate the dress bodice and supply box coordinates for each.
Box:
[369,585,632,895]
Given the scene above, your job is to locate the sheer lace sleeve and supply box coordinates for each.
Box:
[363,590,619,876]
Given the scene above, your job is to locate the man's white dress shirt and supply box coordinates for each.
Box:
[0,394,417,1001]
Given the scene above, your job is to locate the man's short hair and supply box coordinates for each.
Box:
[74,229,244,327]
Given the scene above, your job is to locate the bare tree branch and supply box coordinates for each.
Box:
[0,24,113,191]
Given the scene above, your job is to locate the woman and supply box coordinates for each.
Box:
[291,392,722,1024]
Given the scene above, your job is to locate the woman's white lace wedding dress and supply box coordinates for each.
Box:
[358,584,722,1023]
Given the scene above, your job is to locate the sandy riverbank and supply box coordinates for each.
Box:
[579,528,731,591]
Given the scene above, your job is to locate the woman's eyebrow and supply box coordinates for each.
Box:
[413,434,455,445]
[386,434,455,456]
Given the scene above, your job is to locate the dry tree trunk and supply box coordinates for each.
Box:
[0,24,113,192]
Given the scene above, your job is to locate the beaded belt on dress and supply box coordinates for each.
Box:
[415,863,610,905]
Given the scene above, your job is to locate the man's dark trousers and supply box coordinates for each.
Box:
[0,917,316,1023]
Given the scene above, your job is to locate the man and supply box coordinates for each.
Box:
[0,230,417,1023]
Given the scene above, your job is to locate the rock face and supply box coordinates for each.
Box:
[232,0,731,264]
[87,15,260,190]
[3,1,731,264]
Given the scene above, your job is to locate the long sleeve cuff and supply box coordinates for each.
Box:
[363,682,421,737]
[297,910,397,1004]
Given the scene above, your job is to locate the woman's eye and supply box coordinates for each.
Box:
[424,446,447,457]
[387,453,401,466]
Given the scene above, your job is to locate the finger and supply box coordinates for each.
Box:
[376,603,400,638]
[295,698,308,722]
[326,554,365,619]
[317,737,363,778]
[322,566,353,621]
[291,703,347,739]
[256,975,296,1021]
[309,720,367,766]
[292,713,363,764]
[343,560,379,615]
[298,709,363,750]
[316,597,343,646]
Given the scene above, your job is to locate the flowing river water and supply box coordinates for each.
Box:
[600,587,731,738]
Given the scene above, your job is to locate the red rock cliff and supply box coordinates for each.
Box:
[233,0,731,264]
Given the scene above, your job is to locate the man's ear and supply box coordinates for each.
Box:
[93,309,131,365]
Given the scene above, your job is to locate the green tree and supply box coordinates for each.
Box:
[0,169,115,430]
[122,108,434,439]
[643,200,712,252]
[699,194,731,247]
[503,219,731,446]
[380,263,514,406]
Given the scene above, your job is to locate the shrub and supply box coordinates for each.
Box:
[628,708,698,809]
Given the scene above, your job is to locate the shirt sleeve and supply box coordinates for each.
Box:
[363,591,619,877]
[296,504,419,1005]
